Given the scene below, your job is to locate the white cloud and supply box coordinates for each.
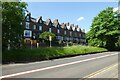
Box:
[77,17,84,22]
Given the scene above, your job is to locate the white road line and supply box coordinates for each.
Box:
[1,53,118,79]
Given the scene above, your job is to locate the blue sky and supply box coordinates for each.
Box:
[26,2,118,32]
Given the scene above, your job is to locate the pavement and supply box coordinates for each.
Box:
[1,52,119,79]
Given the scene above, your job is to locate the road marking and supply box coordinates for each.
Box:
[84,63,118,78]
[1,53,118,79]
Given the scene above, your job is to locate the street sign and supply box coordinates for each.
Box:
[49,35,52,41]
[49,35,52,47]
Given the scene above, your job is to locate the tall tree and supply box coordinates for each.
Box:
[2,2,27,51]
[87,7,120,50]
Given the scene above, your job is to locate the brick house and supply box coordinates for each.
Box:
[24,12,86,47]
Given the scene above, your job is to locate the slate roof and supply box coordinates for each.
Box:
[27,12,85,33]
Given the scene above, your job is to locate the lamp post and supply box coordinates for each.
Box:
[8,26,11,50]
[31,40,33,49]
[8,40,10,50]
[67,37,69,47]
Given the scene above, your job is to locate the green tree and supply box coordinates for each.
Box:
[2,2,27,51]
[39,31,56,41]
[87,7,120,50]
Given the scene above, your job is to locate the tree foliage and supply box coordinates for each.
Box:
[87,7,120,50]
[39,31,56,41]
[2,2,27,51]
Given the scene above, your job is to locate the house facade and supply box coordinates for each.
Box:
[24,12,86,47]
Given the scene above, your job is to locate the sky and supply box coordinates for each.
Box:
[24,2,118,32]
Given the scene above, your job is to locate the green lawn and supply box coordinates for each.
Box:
[2,45,108,63]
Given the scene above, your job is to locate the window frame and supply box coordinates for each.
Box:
[24,30,32,37]
[64,30,66,35]
[39,25,42,31]
[26,16,29,21]
[49,28,52,32]
[33,25,36,30]
[57,29,60,34]
[26,22,30,29]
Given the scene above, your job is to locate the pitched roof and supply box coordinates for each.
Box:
[60,23,65,28]
[65,22,69,26]
[53,19,59,26]
[46,18,52,25]
[36,16,42,22]
[26,12,85,32]
[31,18,36,22]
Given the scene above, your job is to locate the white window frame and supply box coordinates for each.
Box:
[57,29,60,34]
[49,28,51,32]
[33,36,36,39]
[26,16,29,21]
[24,30,32,37]
[64,31,66,35]
[57,36,62,40]
[39,26,42,31]
[26,22,29,29]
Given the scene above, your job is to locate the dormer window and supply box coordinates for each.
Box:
[26,16,29,21]
[26,22,29,29]
[40,20,42,23]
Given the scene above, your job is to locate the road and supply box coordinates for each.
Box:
[1,52,119,79]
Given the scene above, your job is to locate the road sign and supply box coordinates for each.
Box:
[49,35,52,47]
[49,35,52,41]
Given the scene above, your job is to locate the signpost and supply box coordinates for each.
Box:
[49,35,52,47]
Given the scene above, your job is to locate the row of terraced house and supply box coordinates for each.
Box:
[24,12,86,47]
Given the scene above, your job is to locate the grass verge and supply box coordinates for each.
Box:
[2,45,108,64]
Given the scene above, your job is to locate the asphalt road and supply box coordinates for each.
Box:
[1,52,119,79]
